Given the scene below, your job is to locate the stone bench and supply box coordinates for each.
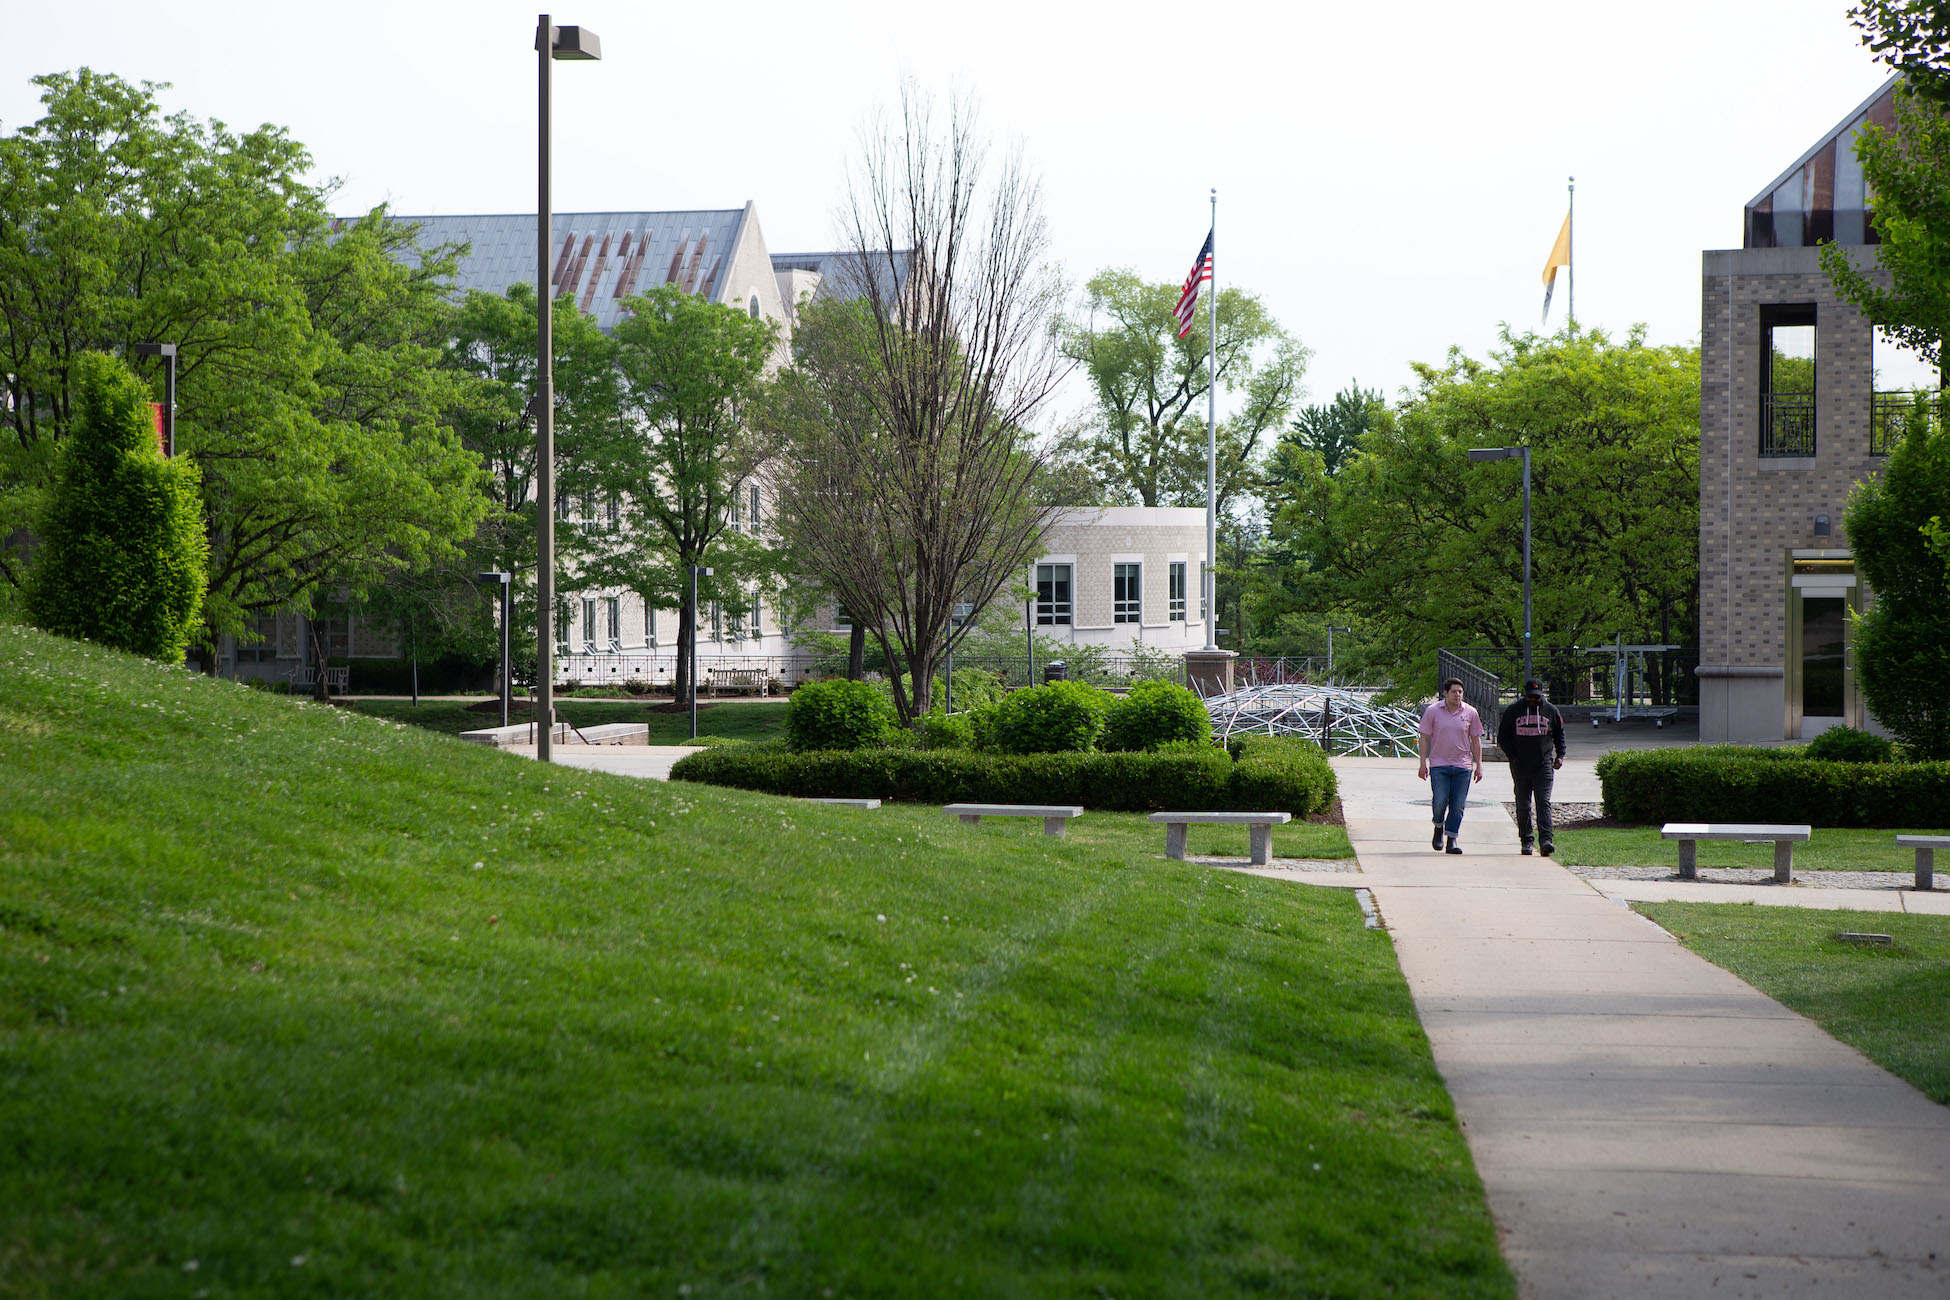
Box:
[459,721,648,747]
[1896,835,1950,891]
[461,721,569,747]
[801,797,881,809]
[1150,811,1294,866]
[943,803,1084,839]
[1661,822,1811,883]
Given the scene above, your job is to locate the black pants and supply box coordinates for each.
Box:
[1510,762,1555,848]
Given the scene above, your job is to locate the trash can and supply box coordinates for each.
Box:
[1043,661,1068,683]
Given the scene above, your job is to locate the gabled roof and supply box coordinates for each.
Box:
[1744,77,1899,249]
[381,207,752,330]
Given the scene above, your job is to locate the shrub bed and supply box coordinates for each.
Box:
[672,735,1338,817]
[1596,746,1950,827]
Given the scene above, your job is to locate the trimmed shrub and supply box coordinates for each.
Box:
[26,353,207,662]
[786,678,896,752]
[920,709,975,750]
[1103,679,1212,752]
[1803,726,1896,765]
[1596,746,1950,827]
[988,680,1116,754]
[672,746,1236,811]
[1227,735,1338,818]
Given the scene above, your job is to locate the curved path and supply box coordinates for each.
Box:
[1268,757,1950,1298]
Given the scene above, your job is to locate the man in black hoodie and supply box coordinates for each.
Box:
[1497,677,1566,856]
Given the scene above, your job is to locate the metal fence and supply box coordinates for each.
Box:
[1761,394,1817,457]
[1437,645,1699,734]
[1871,389,1940,457]
[546,648,1191,691]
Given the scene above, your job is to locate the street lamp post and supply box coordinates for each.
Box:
[946,600,973,712]
[534,13,602,765]
[479,570,512,729]
[1325,626,1351,683]
[690,565,712,741]
[131,342,176,458]
[1467,446,1533,685]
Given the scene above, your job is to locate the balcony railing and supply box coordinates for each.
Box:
[1760,393,1816,457]
[1871,389,1941,456]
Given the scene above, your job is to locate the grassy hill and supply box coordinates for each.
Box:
[0,624,1510,1298]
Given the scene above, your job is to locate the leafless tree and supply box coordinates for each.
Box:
[768,86,1069,722]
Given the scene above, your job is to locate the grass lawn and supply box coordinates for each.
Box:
[349,696,789,744]
[0,625,1501,1298]
[1554,825,1947,872]
[1634,903,1950,1105]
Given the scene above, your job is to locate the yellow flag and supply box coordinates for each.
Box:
[1541,213,1571,286]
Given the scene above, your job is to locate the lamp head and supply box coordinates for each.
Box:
[541,23,602,59]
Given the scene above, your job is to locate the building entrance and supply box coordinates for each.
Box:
[1788,554,1857,739]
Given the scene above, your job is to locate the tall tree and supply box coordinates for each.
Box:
[1845,401,1950,757]
[1057,268,1308,510]
[0,70,487,663]
[766,88,1068,723]
[1271,384,1384,482]
[585,283,778,708]
[1265,327,1700,691]
[26,353,206,662]
[1822,4,1950,374]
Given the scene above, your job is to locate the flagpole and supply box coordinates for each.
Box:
[1204,187,1218,653]
[1567,176,1575,325]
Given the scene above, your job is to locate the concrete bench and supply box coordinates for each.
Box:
[461,721,569,747]
[567,723,648,746]
[801,797,881,809]
[1661,822,1811,883]
[1896,835,1950,891]
[707,667,770,697]
[1150,811,1294,866]
[943,803,1084,838]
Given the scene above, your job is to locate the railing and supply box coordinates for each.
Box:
[544,648,1190,691]
[1233,656,1382,689]
[1436,649,1506,737]
[1437,646,1700,728]
[1761,393,1817,458]
[1871,389,1940,456]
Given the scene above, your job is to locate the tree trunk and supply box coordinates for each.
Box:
[847,623,866,680]
[674,600,695,708]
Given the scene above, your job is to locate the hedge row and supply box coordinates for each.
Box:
[1596,746,1950,827]
[670,739,1337,817]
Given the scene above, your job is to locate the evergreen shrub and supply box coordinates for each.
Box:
[1227,736,1339,817]
[1803,725,1897,765]
[786,678,897,752]
[1596,746,1950,827]
[1102,679,1213,751]
[26,353,207,662]
[988,680,1115,753]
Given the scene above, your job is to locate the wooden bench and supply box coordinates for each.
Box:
[1661,822,1811,883]
[707,667,770,697]
[1896,835,1950,891]
[286,664,349,693]
[943,803,1084,838]
[1150,811,1294,866]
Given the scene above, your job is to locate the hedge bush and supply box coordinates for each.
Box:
[671,734,1338,818]
[987,680,1116,753]
[1596,746,1950,827]
[1803,725,1897,764]
[1228,736,1338,818]
[1103,679,1212,752]
[786,678,896,752]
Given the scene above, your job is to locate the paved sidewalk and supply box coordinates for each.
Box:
[495,743,701,781]
[1284,758,1950,1299]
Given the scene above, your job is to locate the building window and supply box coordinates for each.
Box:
[605,597,621,649]
[751,591,763,636]
[605,494,620,532]
[582,598,597,650]
[645,604,657,649]
[235,611,280,663]
[835,605,851,629]
[556,606,572,649]
[1036,563,1072,625]
[710,601,722,641]
[749,295,761,320]
[1761,305,1816,457]
[749,483,762,530]
[1168,562,1187,621]
[1113,563,1141,623]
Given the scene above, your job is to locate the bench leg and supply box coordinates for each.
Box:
[1773,840,1793,885]
[1917,847,1934,892]
[1164,823,1188,861]
[1677,839,1697,881]
[1043,817,1066,839]
[1249,823,1273,866]
[959,814,980,826]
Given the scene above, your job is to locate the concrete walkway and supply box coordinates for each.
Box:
[496,743,701,781]
[1276,757,1950,1299]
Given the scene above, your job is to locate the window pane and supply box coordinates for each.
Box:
[1036,563,1072,625]
[1114,563,1141,623]
[1169,562,1186,621]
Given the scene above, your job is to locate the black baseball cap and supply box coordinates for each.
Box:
[1523,678,1545,692]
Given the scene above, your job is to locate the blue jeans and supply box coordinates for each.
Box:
[1430,765,1472,839]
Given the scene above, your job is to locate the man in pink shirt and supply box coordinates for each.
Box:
[1417,677,1483,854]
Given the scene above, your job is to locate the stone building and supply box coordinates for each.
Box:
[1697,77,1935,740]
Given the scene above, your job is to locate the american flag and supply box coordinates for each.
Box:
[1173,231,1213,339]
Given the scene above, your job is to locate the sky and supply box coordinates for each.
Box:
[2,0,1900,427]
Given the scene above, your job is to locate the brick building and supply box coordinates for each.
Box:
[1697,77,1934,740]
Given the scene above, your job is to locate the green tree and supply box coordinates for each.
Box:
[26,353,206,661]
[1265,326,1700,691]
[1058,268,1309,510]
[587,283,778,707]
[1846,401,1950,757]
[1272,384,1384,482]
[0,70,488,663]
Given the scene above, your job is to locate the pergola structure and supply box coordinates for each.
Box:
[1205,682,1422,758]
